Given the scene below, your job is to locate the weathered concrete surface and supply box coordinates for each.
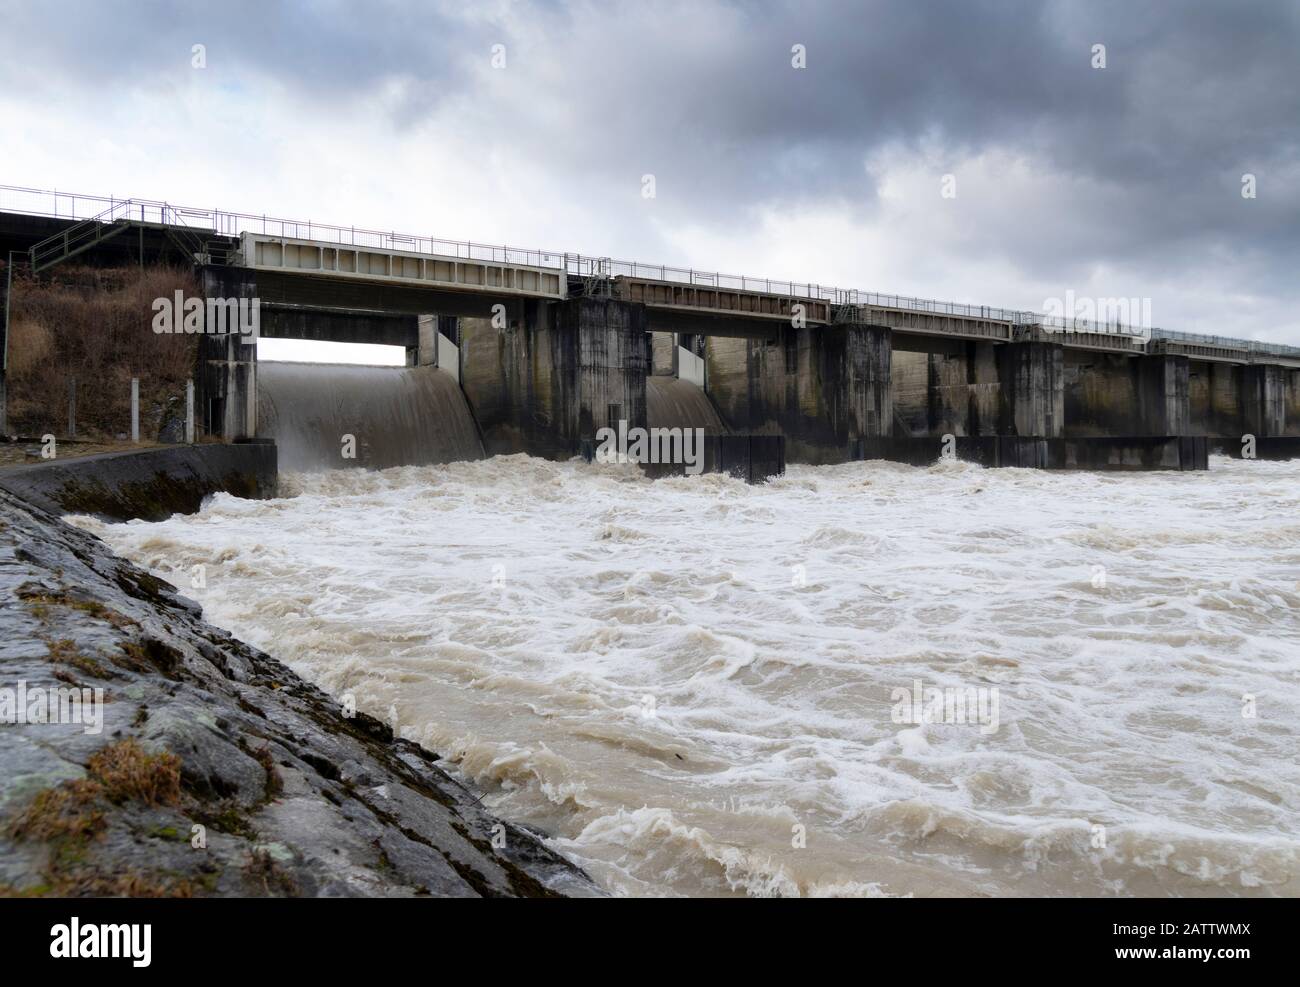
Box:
[459,298,649,459]
[1063,352,1139,437]
[198,268,260,442]
[261,305,418,349]
[1218,436,1300,460]
[650,331,677,376]
[858,435,1207,470]
[1188,360,1244,437]
[1136,354,1191,437]
[1065,353,1190,438]
[1243,364,1289,437]
[703,324,891,464]
[997,340,1064,437]
[0,488,599,897]
[892,341,999,437]
[0,443,276,522]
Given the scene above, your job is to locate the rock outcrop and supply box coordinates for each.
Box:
[0,488,599,897]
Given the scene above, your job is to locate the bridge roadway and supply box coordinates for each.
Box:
[4,185,1299,369]
[232,228,1300,367]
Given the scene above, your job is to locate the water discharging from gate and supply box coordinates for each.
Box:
[646,376,727,432]
[257,361,484,471]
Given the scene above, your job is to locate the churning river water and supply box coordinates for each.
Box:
[71,456,1300,897]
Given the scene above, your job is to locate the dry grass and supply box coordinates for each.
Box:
[4,264,200,439]
[45,638,112,679]
[86,738,182,807]
[8,780,106,842]
[244,848,300,896]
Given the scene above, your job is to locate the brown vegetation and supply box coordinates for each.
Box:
[85,738,183,807]
[4,264,199,439]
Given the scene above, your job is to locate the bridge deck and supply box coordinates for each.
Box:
[238,232,567,300]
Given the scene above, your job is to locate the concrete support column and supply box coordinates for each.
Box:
[198,267,258,441]
[1137,354,1190,436]
[839,323,893,443]
[560,296,649,442]
[415,314,438,366]
[0,258,10,436]
[1243,364,1287,437]
[457,296,648,458]
[650,331,677,376]
[997,340,1064,437]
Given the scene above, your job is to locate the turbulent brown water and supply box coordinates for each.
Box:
[73,456,1300,897]
[257,361,483,470]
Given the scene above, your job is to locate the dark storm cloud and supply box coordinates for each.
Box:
[2,0,1296,324]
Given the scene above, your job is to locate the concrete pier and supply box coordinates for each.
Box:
[1243,364,1288,437]
[703,323,891,464]
[997,340,1064,437]
[197,267,259,441]
[1137,354,1190,436]
[459,296,649,458]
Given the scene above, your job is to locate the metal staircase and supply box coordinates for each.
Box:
[577,256,614,298]
[27,198,229,273]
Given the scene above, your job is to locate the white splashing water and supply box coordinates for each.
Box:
[70,456,1300,897]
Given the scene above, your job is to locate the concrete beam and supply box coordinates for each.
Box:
[245,268,541,323]
[613,275,831,323]
[239,232,565,299]
[261,304,417,348]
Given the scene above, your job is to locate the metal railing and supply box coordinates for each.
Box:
[4,183,1298,356]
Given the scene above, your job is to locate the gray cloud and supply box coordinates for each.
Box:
[1,0,1297,338]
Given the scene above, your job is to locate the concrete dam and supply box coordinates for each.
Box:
[3,187,1300,474]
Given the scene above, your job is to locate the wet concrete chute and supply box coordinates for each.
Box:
[256,361,484,472]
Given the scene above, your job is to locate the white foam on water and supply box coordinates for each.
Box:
[70,455,1300,897]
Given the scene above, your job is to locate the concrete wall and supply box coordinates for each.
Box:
[0,441,276,521]
[1064,352,1139,437]
[702,324,891,464]
[891,342,998,437]
[1187,361,1299,438]
[1287,370,1300,436]
[459,297,649,459]
[1243,364,1288,437]
[859,434,1207,471]
[997,341,1064,437]
[1188,360,1243,437]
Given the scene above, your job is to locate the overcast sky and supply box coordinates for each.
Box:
[2,0,1297,345]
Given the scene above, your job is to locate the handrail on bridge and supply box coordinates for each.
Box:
[2,183,1297,357]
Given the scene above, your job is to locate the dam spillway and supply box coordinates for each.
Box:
[257,361,484,471]
[645,376,727,433]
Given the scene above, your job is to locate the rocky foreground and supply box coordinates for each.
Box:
[0,487,599,897]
